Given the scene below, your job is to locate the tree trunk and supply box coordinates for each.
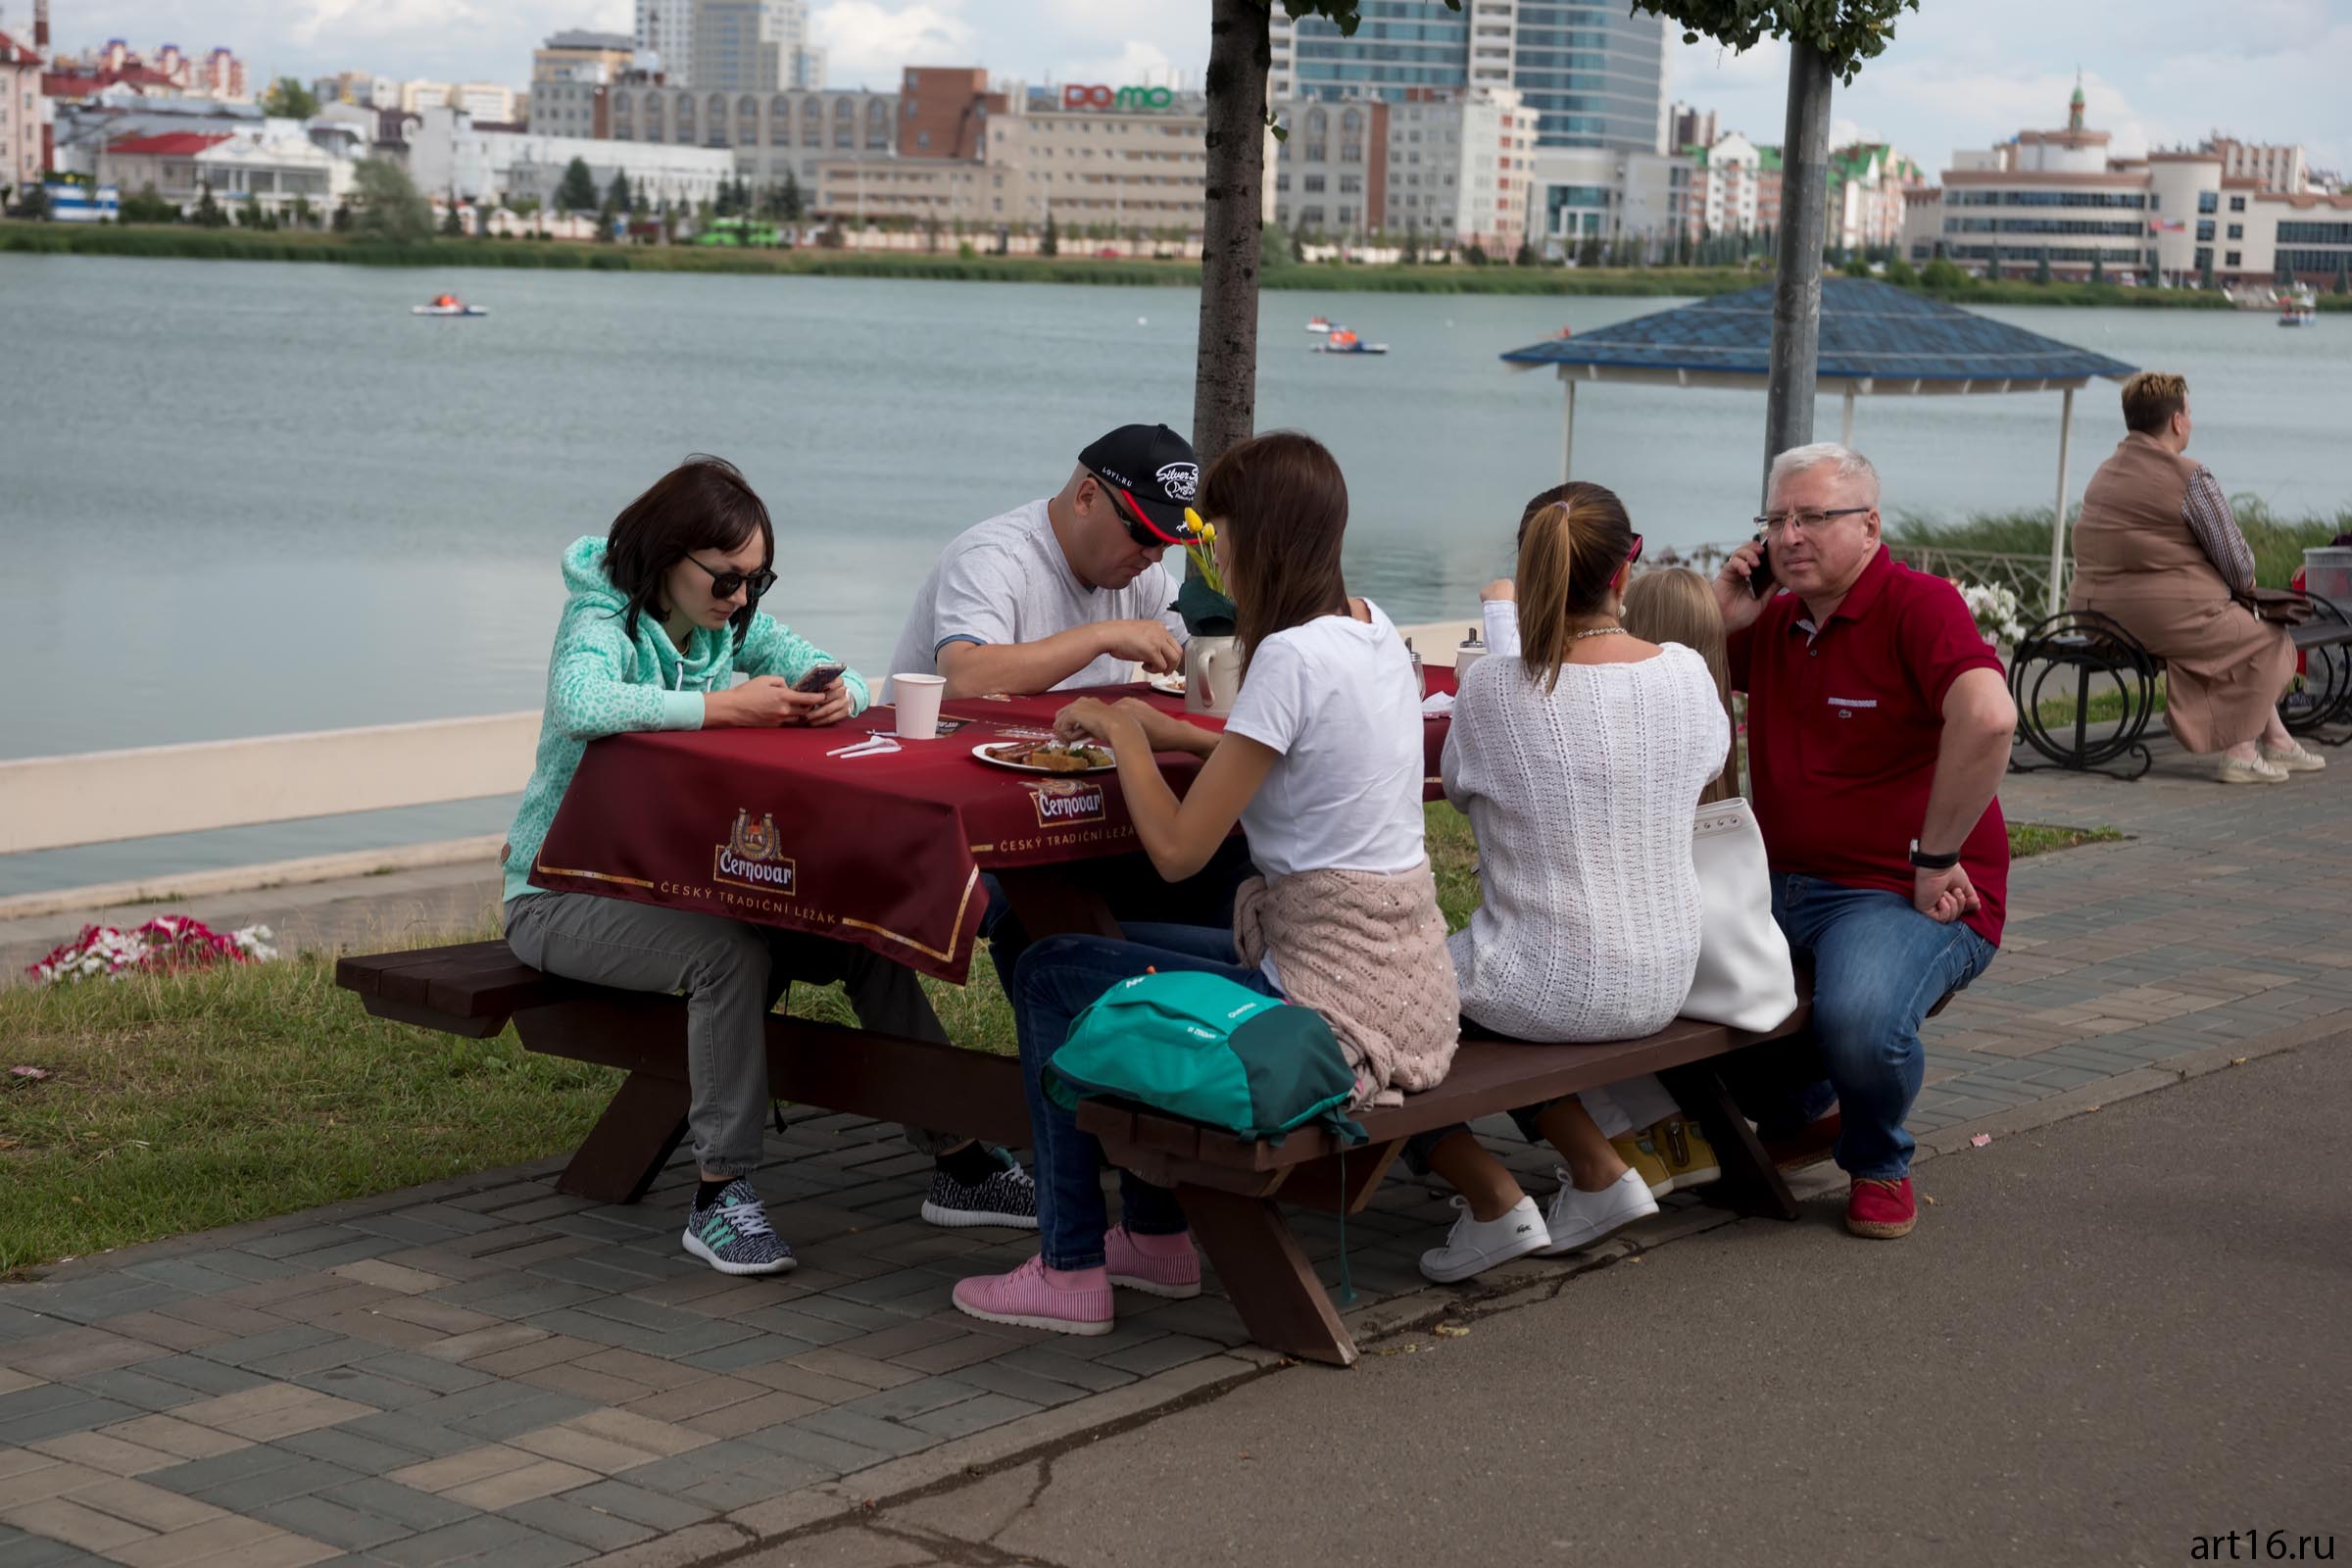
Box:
[1761,37,1835,506]
[1193,0,1272,470]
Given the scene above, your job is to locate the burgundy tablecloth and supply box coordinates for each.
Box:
[530,677,1457,984]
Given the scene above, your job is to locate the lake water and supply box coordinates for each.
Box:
[4,253,2347,895]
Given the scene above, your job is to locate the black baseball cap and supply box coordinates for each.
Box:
[1078,423,1200,546]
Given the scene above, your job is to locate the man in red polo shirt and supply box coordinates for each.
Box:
[1715,443,2018,1241]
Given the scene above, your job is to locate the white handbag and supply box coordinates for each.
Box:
[1682,796,1799,1033]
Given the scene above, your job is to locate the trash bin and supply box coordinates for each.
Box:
[2305,547,2352,605]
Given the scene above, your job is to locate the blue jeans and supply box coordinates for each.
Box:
[1012,922,1280,1270]
[1763,873,1998,1181]
[981,838,1258,999]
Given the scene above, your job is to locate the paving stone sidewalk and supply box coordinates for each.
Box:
[2,733,2346,1568]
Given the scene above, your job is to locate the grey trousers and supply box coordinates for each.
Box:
[504,893,956,1177]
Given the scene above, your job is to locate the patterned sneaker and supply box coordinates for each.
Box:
[1105,1225,1200,1298]
[953,1254,1113,1336]
[921,1151,1040,1230]
[1651,1117,1723,1193]
[681,1179,796,1276]
[2261,739,2327,773]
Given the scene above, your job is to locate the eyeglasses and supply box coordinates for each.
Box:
[683,554,776,602]
[1752,507,1871,535]
[1627,533,1645,567]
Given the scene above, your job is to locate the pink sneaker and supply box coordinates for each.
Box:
[1106,1226,1201,1299]
[953,1254,1113,1336]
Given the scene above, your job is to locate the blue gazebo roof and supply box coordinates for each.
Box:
[1500,277,2136,390]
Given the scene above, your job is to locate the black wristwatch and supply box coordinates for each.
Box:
[1908,839,1961,871]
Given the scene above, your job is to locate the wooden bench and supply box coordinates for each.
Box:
[2010,597,2352,780]
[336,941,1037,1204]
[339,941,1849,1368]
[1079,1001,1832,1368]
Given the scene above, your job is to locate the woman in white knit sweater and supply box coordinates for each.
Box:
[1410,486,1732,1283]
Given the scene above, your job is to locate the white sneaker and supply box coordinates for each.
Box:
[2217,755,2287,785]
[1538,1167,1660,1255]
[1419,1195,1550,1284]
[2261,740,2326,773]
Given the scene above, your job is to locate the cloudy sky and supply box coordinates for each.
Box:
[11,0,2344,174]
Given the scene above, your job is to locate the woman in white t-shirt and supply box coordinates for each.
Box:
[1404,485,1731,1284]
[954,431,1458,1339]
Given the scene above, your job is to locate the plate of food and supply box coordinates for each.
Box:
[1145,671,1187,697]
[972,740,1117,774]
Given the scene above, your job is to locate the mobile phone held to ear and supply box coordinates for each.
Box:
[793,662,846,694]
[1747,535,1777,599]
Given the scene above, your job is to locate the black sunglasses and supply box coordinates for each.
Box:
[684,554,776,603]
[1093,473,1195,554]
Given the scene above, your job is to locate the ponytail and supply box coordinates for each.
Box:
[1514,483,1636,691]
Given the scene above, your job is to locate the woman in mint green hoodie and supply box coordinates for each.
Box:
[503,458,1037,1277]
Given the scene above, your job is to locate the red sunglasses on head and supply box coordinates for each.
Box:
[1627,533,1644,567]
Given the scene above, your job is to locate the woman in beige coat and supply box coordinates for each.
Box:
[2069,372,2322,784]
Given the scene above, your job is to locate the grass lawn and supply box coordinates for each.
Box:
[2033,676,2169,728]
[0,803,2114,1274]
[2008,822,2128,858]
[1895,502,2346,591]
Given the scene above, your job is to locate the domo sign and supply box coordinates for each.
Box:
[1061,83,1178,111]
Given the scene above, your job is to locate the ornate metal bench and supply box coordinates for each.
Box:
[2010,595,2352,780]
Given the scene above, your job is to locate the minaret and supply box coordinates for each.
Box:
[2068,71,2085,133]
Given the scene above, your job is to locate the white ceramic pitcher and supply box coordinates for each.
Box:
[1184,635,1244,717]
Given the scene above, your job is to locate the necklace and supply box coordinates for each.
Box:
[1574,625,1628,640]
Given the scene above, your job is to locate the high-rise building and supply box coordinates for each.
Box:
[1668,101,1714,153]
[1273,87,1528,254]
[1272,0,1670,152]
[688,0,820,94]
[636,0,696,84]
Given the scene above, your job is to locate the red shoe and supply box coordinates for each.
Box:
[1762,1110,1840,1170]
[1845,1176,1916,1239]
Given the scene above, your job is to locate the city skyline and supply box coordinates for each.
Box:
[8,0,2344,176]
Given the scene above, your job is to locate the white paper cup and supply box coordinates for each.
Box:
[891,673,946,740]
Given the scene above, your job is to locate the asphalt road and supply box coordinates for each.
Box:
[755,1041,2351,1568]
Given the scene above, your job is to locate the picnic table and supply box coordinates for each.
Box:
[341,668,1815,1366]
[524,678,1456,985]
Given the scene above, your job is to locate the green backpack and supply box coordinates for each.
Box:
[1044,971,1366,1146]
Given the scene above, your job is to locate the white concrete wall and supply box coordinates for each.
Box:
[0,714,539,857]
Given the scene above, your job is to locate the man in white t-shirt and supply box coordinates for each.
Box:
[889,423,1199,698]
[891,424,1250,991]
